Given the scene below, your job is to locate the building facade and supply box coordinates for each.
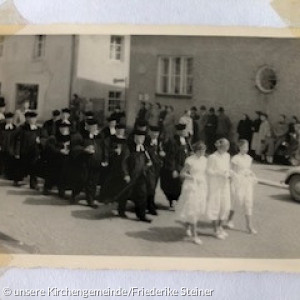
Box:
[126,36,300,128]
[72,35,130,119]
[0,35,74,120]
[0,34,130,122]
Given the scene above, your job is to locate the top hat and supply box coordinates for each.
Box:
[175,123,186,131]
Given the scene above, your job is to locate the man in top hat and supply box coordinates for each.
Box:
[216,107,232,141]
[15,111,43,188]
[68,118,108,208]
[101,115,117,140]
[160,123,192,210]
[110,105,126,125]
[43,122,73,196]
[78,111,94,136]
[145,125,165,215]
[56,108,73,134]
[204,107,218,153]
[115,124,126,139]
[121,129,153,222]
[251,111,262,158]
[98,135,130,218]
[194,105,208,143]
[81,118,109,208]
[0,112,18,179]
[43,110,61,137]
[0,97,6,123]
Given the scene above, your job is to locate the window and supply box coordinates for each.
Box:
[16,84,39,110]
[255,66,277,94]
[108,91,124,112]
[110,36,123,61]
[0,36,4,57]
[33,35,46,59]
[157,56,193,96]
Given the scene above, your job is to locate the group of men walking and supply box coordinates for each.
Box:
[0,97,197,223]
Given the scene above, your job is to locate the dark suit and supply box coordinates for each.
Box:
[160,135,191,204]
[122,143,150,220]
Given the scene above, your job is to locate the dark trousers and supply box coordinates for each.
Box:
[147,194,157,213]
[118,197,128,215]
[85,169,100,205]
[131,177,147,220]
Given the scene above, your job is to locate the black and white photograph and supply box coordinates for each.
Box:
[0,33,300,259]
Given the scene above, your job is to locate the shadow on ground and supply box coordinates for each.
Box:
[7,189,40,196]
[0,231,39,254]
[270,193,300,204]
[71,204,117,220]
[126,226,187,243]
[23,197,70,206]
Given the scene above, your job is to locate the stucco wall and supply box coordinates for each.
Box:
[0,35,73,120]
[127,36,300,129]
[73,35,130,114]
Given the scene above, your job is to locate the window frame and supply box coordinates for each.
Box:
[107,90,125,112]
[33,35,46,60]
[156,55,193,98]
[109,36,124,61]
[0,36,5,57]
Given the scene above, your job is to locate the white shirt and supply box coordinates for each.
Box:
[179,136,186,145]
[136,144,145,152]
[150,139,158,146]
[62,119,71,125]
[109,127,116,135]
[30,124,37,130]
[5,124,14,130]
[0,113,5,121]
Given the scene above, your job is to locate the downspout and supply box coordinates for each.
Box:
[69,35,76,105]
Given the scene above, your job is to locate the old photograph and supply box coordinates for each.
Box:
[0,34,299,259]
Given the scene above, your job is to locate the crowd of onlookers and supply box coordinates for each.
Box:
[134,101,300,165]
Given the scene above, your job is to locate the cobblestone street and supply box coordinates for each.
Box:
[0,163,299,258]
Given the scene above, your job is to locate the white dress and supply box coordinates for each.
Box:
[177,155,207,224]
[231,154,257,216]
[206,152,231,221]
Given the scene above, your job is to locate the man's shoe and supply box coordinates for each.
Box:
[119,212,128,219]
[140,217,152,223]
[90,204,98,209]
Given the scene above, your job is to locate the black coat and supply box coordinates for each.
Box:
[98,143,130,203]
[160,135,191,200]
[0,123,19,180]
[237,118,253,142]
[145,139,164,195]
[43,119,57,137]
[44,133,71,186]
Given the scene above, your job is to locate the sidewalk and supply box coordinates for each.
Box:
[253,162,291,189]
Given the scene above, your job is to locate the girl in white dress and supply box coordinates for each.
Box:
[206,138,232,240]
[177,141,207,245]
[227,140,257,234]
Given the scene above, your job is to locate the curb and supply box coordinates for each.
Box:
[258,178,289,189]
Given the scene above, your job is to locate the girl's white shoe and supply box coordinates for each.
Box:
[220,228,229,237]
[226,221,235,229]
[248,228,257,235]
[215,230,226,240]
[186,227,192,237]
[194,237,203,245]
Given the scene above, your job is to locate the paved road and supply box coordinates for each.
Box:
[0,163,299,258]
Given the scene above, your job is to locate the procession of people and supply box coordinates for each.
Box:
[0,95,300,244]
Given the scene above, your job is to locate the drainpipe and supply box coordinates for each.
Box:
[68,35,76,105]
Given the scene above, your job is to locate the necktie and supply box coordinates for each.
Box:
[110,127,116,135]
[136,144,145,152]
[151,139,158,146]
[179,137,186,145]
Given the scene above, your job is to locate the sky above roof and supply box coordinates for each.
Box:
[11,0,286,27]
